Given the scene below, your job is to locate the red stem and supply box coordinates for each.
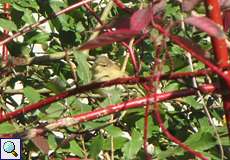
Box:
[112,0,133,13]
[0,70,217,123]
[152,23,230,86]
[0,83,218,139]
[84,3,104,25]
[122,42,140,73]
[2,3,11,64]
[0,3,11,118]
[205,0,230,135]
[44,84,217,132]
[205,0,229,67]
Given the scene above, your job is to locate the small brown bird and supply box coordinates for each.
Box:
[92,55,127,82]
[92,55,144,97]
[92,55,127,96]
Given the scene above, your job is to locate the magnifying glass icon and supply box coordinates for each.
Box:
[3,141,18,157]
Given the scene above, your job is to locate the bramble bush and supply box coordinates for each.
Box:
[0,0,230,159]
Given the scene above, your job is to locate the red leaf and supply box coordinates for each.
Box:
[221,0,230,11]
[79,29,139,50]
[182,0,230,12]
[171,35,207,56]
[152,0,166,15]
[184,16,225,38]
[103,16,131,30]
[181,0,202,12]
[31,135,49,154]
[130,7,153,31]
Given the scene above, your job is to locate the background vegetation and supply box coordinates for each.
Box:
[0,0,230,159]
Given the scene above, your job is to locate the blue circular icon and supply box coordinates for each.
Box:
[3,141,18,157]
[3,141,15,153]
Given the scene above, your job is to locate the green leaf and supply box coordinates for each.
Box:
[135,116,154,138]
[221,136,230,146]
[67,98,92,115]
[22,9,36,24]
[50,1,73,31]
[157,130,217,159]
[0,18,18,31]
[24,86,41,103]
[41,102,64,119]
[105,125,124,138]
[0,122,18,134]
[163,82,181,92]
[157,147,180,159]
[25,32,50,44]
[48,134,58,149]
[102,137,128,150]
[183,96,203,109]
[89,135,104,158]
[99,87,123,107]
[122,129,143,159]
[58,140,84,158]
[45,82,63,94]
[68,140,84,158]
[15,0,39,11]
[76,21,85,32]
[12,3,26,12]
[185,131,216,151]
[199,117,212,132]
[74,51,92,84]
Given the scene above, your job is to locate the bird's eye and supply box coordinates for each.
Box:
[100,64,107,67]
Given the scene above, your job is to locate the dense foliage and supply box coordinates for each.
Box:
[0,0,230,159]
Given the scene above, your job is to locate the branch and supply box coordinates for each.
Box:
[205,0,230,137]
[153,103,208,160]
[0,74,217,123]
[11,83,219,140]
[152,22,230,87]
